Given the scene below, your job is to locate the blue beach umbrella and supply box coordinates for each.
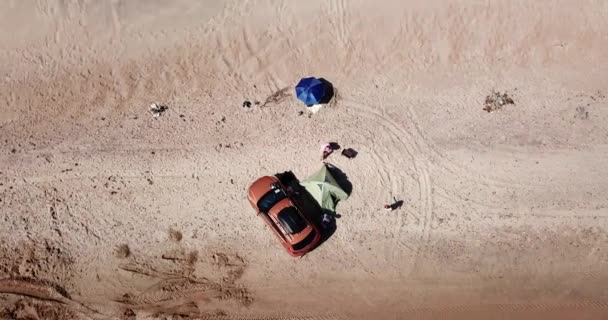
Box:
[295,77,327,106]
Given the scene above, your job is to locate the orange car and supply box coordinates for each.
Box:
[247,175,321,257]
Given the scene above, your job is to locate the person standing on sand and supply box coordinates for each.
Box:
[321,143,333,160]
[321,213,333,229]
[384,197,402,211]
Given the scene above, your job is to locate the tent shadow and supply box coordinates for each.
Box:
[276,170,341,251]
[325,163,353,196]
[297,188,338,250]
[318,78,334,104]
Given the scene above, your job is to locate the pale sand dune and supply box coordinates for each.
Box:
[1,1,607,319]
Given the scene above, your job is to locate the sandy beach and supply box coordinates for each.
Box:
[1,1,607,319]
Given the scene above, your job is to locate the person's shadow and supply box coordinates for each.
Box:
[389,200,404,210]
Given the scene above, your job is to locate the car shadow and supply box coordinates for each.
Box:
[276,167,351,253]
[295,187,338,251]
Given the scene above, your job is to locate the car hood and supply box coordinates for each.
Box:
[247,175,279,205]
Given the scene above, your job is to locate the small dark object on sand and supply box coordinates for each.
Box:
[341,148,358,159]
[575,106,589,120]
[483,90,515,112]
[149,103,168,118]
[384,198,404,211]
[242,100,252,108]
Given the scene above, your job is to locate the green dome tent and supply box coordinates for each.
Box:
[300,164,349,213]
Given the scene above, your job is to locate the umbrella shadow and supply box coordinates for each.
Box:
[318,78,334,104]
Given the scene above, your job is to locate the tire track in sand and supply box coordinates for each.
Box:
[327,0,349,46]
[325,0,357,77]
[404,104,549,189]
[195,316,343,320]
[371,13,415,75]
[400,103,558,215]
[217,17,332,90]
[342,104,413,210]
[397,301,608,317]
[343,98,434,273]
[0,278,106,320]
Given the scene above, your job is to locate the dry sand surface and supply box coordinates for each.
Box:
[1,1,608,319]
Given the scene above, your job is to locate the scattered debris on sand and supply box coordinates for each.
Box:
[149,104,168,118]
[483,90,515,112]
[115,244,131,259]
[169,228,183,242]
[122,308,136,320]
[215,142,244,152]
[575,106,589,120]
[115,249,252,317]
[215,116,227,125]
[260,87,291,108]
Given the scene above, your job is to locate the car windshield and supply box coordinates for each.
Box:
[257,187,287,213]
[277,206,307,235]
